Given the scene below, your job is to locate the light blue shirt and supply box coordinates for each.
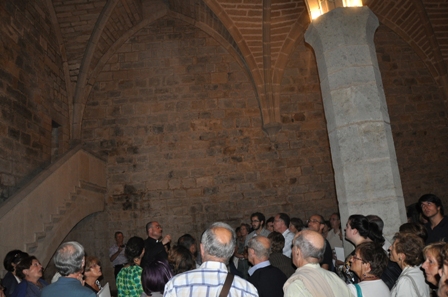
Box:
[248,260,270,276]
[283,229,294,258]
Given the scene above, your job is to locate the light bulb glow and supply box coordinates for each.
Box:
[342,0,363,7]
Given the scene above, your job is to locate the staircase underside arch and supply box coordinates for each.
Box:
[0,147,106,270]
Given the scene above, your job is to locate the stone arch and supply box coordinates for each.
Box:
[0,148,106,269]
[366,0,448,98]
[37,190,105,267]
[72,0,124,140]
[78,9,266,139]
[202,0,280,133]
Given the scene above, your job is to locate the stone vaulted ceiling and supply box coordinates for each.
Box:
[45,0,448,140]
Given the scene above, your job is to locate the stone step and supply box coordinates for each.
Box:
[36,231,46,242]
[26,242,38,254]
[44,223,53,232]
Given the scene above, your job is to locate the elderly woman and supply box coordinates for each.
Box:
[347,242,390,297]
[13,256,48,297]
[83,256,102,293]
[116,236,145,297]
[341,215,385,284]
[2,250,29,297]
[141,258,173,297]
[389,232,429,297]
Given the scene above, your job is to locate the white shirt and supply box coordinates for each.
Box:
[282,229,294,258]
[284,263,354,297]
[391,266,430,297]
[326,229,343,250]
[348,279,391,297]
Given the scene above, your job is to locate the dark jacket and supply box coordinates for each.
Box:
[248,265,287,297]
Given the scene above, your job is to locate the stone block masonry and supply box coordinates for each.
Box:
[0,0,70,202]
[82,17,338,243]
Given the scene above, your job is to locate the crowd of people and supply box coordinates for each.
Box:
[1,193,448,297]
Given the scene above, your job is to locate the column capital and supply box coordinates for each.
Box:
[305,6,379,51]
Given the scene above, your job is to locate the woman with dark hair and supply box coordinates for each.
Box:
[347,242,390,297]
[12,256,48,297]
[2,250,29,297]
[289,218,304,234]
[116,236,145,297]
[83,256,102,293]
[422,242,445,295]
[340,215,385,284]
[345,215,385,247]
[140,258,172,297]
[389,232,429,297]
[167,246,195,275]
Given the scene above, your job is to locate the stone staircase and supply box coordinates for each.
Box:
[0,146,107,273]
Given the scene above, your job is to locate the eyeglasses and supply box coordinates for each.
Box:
[352,256,365,263]
[306,219,324,225]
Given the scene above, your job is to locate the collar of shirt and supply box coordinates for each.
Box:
[282,229,291,237]
[199,260,228,271]
[248,260,271,276]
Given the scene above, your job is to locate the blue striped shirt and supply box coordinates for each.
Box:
[164,261,259,297]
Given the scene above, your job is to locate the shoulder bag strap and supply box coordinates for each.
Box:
[354,283,363,297]
[401,274,424,297]
[219,273,234,297]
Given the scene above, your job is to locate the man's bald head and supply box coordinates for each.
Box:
[248,236,271,260]
[201,222,236,262]
[292,229,325,265]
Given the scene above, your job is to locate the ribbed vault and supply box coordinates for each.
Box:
[45,0,448,140]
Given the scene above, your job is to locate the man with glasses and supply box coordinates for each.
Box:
[273,213,294,258]
[245,212,271,247]
[418,194,448,244]
[306,214,334,271]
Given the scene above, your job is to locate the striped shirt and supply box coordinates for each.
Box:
[164,261,259,297]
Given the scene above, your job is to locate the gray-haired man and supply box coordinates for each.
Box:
[164,222,258,297]
[42,241,96,297]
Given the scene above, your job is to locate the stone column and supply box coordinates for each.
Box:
[304,7,406,250]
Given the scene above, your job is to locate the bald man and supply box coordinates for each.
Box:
[306,214,334,271]
[164,222,258,297]
[247,236,287,297]
[283,230,354,297]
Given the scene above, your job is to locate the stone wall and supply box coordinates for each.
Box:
[0,0,69,201]
[375,25,448,205]
[0,0,447,288]
[79,16,336,285]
